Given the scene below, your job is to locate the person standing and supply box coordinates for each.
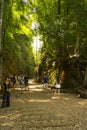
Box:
[1,77,11,108]
[54,76,61,94]
[20,76,25,90]
[24,75,29,90]
[43,75,48,90]
[12,75,16,89]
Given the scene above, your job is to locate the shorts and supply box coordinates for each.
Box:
[55,84,61,89]
[44,83,48,88]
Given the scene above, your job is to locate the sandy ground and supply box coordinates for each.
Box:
[0,81,87,130]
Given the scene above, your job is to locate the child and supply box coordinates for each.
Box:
[54,77,61,94]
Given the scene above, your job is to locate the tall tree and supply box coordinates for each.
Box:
[35,0,87,89]
[1,0,35,79]
[0,0,4,84]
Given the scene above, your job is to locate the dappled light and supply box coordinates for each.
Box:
[30,88,43,92]
[0,82,87,130]
[0,0,87,129]
[28,99,51,103]
[0,112,22,128]
[29,84,43,92]
[78,100,87,106]
[62,97,70,100]
[51,96,60,100]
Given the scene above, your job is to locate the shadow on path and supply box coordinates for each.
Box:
[0,80,87,130]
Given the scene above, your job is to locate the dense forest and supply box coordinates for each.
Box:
[0,0,87,93]
[0,0,35,81]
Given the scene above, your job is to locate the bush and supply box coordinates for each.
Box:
[62,78,79,92]
[80,91,87,98]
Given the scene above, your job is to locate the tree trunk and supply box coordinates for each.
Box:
[84,65,87,86]
[0,0,4,84]
[58,0,61,17]
[74,33,80,55]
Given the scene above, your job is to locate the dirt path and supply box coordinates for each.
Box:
[0,81,87,130]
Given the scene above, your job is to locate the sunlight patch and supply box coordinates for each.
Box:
[28,99,51,102]
[78,100,87,106]
[51,96,60,99]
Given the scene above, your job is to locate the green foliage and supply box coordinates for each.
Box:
[35,0,87,91]
[1,0,87,91]
[1,0,35,78]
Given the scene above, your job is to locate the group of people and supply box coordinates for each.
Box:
[1,74,61,108]
[43,75,61,94]
[9,75,29,90]
[19,75,29,90]
[1,75,29,108]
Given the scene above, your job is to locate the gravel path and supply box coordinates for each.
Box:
[0,82,87,130]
